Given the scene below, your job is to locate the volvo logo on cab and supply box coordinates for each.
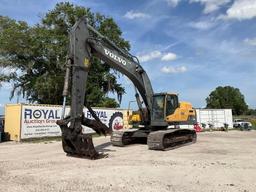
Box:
[104,48,127,66]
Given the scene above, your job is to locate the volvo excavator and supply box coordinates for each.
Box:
[56,17,196,159]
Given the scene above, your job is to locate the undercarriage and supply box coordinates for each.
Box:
[111,128,197,150]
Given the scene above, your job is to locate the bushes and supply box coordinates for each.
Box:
[250,119,256,129]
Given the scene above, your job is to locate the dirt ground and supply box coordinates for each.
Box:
[0,130,256,192]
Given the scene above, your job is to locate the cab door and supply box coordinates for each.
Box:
[151,94,179,127]
[165,94,179,117]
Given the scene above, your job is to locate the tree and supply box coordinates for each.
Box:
[206,86,248,115]
[246,109,256,116]
[0,2,129,107]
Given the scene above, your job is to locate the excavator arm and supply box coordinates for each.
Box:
[57,17,154,158]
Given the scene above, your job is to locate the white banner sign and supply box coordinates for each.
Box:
[21,105,126,139]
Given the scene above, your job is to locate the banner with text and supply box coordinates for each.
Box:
[21,105,126,139]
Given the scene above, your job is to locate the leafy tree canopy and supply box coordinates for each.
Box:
[246,109,256,116]
[206,86,248,115]
[0,2,129,107]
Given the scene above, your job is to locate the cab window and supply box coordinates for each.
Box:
[166,95,178,116]
[152,95,165,120]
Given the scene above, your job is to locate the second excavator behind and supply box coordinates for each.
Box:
[57,17,197,159]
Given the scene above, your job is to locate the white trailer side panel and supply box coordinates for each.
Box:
[20,104,128,139]
[196,109,233,129]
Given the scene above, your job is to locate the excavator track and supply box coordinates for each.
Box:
[111,129,138,146]
[147,129,196,150]
[111,128,196,151]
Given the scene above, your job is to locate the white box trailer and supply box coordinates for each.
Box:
[5,104,130,141]
[195,109,233,129]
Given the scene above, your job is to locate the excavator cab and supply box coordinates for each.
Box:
[151,93,179,127]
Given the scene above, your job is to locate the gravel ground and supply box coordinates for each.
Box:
[0,130,256,192]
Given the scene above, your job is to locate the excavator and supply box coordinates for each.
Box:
[56,17,196,159]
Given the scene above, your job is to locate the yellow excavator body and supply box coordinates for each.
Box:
[129,97,195,126]
[166,101,195,123]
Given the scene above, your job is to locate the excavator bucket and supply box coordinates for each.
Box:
[57,115,112,159]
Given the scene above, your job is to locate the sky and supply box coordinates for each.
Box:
[0,0,256,114]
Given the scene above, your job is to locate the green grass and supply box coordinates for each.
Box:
[201,128,255,132]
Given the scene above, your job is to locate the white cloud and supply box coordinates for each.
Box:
[244,38,256,46]
[138,51,177,62]
[161,52,177,61]
[166,0,181,7]
[161,66,187,73]
[124,10,150,19]
[137,51,162,62]
[190,0,231,14]
[189,20,215,30]
[221,0,256,20]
